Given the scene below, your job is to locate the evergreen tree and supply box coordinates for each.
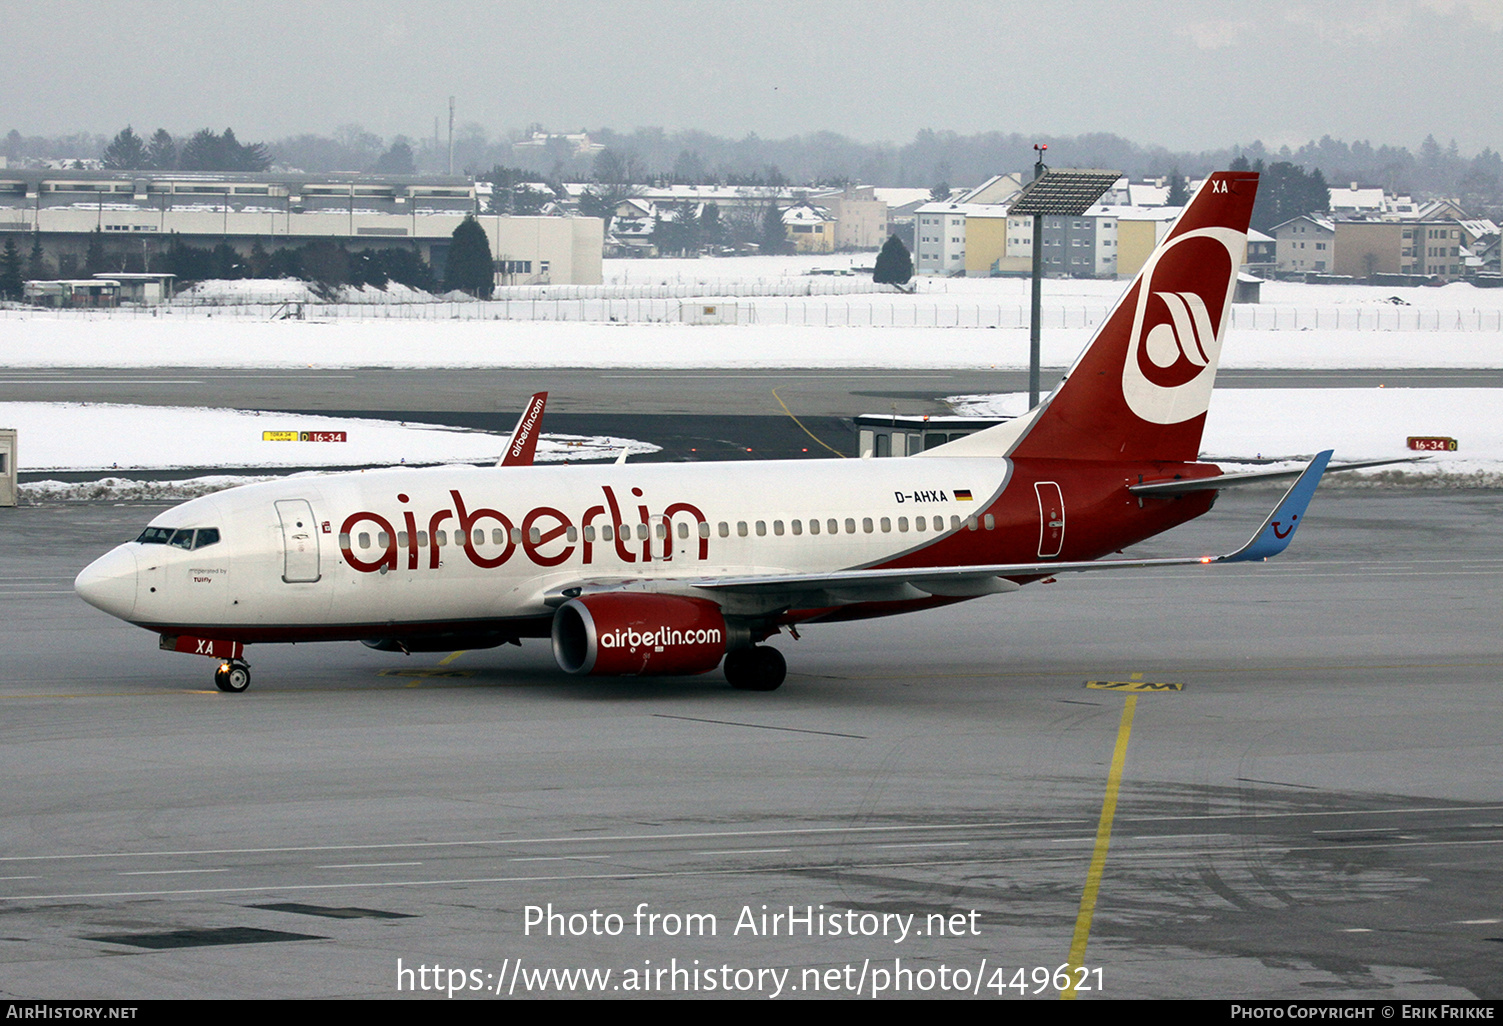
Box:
[84,230,108,275]
[26,235,51,280]
[873,235,914,286]
[0,238,23,300]
[103,126,149,170]
[146,128,177,170]
[760,201,789,255]
[444,216,494,298]
[1166,168,1189,206]
[371,140,416,175]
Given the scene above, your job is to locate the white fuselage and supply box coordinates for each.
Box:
[79,457,1016,640]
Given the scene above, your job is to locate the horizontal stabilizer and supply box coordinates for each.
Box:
[1130,455,1418,495]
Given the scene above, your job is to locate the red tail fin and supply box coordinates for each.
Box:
[1008,171,1259,463]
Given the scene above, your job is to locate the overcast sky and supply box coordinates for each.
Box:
[8,0,1502,154]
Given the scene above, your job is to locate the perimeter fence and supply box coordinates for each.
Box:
[2,296,1501,331]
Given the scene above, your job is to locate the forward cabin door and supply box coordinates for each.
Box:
[1035,482,1065,558]
[275,499,321,583]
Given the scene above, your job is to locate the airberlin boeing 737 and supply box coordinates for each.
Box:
[75,171,1335,693]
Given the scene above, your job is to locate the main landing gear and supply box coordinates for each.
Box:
[213,659,252,693]
[723,647,786,692]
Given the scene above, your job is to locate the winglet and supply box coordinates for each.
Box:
[497,392,548,467]
[1218,449,1332,563]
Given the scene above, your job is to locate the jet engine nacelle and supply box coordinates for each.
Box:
[551,594,730,676]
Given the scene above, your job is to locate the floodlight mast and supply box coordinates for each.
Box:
[1030,145,1047,408]
[1008,156,1121,408]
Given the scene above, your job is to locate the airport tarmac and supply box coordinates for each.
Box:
[1,489,1499,999]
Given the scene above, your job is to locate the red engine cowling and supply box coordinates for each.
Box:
[551,594,728,676]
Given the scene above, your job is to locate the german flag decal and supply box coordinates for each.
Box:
[954,489,973,501]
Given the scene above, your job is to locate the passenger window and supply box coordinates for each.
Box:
[809,519,820,535]
[510,528,523,544]
[934,516,945,531]
[898,517,909,532]
[737,522,748,537]
[493,528,505,544]
[862,518,873,534]
[791,520,802,536]
[529,528,541,544]
[636,524,648,541]
[679,522,690,539]
[567,526,579,542]
[966,516,978,531]
[436,530,448,546]
[377,532,390,548]
[397,531,409,548]
[844,518,855,534]
[602,525,614,541]
[583,526,596,542]
[950,516,961,530]
[698,522,710,539]
[473,529,483,545]
[880,517,891,533]
[914,517,925,532]
[338,532,351,549]
[829,519,839,534]
[772,520,784,536]
[416,530,428,547]
[756,521,767,537]
[654,523,666,539]
[984,514,995,531]
[193,528,220,549]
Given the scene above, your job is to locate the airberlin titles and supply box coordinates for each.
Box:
[339,484,709,573]
[339,481,976,575]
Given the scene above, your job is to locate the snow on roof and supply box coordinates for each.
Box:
[781,204,831,224]
[1126,183,1169,207]
[1329,185,1385,210]
[871,188,932,208]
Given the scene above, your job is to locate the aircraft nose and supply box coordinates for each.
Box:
[75,546,138,620]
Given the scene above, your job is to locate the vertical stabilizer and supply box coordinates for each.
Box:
[1005,171,1258,463]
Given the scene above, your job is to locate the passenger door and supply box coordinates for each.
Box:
[275,499,321,583]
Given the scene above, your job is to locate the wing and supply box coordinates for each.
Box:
[548,451,1333,607]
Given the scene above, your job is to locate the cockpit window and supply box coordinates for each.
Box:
[138,527,221,549]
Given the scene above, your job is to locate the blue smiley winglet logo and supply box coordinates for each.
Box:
[1222,452,1332,563]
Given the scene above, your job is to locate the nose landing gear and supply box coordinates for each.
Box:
[213,659,252,693]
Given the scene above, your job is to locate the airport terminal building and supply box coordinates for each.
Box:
[0,169,604,285]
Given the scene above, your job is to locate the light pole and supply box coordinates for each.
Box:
[1007,158,1121,408]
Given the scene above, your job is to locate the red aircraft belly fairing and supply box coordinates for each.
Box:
[74,171,1332,694]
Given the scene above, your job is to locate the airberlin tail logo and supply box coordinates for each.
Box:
[1122,228,1242,425]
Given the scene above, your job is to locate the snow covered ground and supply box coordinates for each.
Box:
[947,389,1502,486]
[3,402,657,501]
[1,317,1500,371]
